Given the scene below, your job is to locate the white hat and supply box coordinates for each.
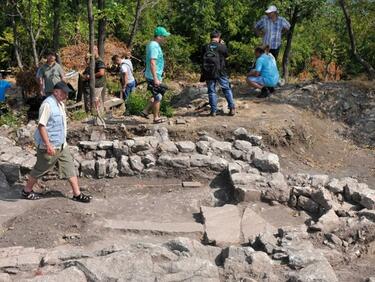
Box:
[265,5,278,13]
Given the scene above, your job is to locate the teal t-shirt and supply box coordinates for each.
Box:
[255,54,279,87]
[0,80,12,102]
[145,41,164,81]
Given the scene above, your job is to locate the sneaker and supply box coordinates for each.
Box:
[22,189,41,200]
[229,108,236,116]
[209,111,216,117]
[257,87,270,98]
[72,193,92,203]
[267,87,275,93]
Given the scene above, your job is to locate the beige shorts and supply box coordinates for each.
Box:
[30,145,76,179]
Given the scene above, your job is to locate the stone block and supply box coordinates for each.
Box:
[119,156,134,176]
[298,195,319,214]
[190,154,211,167]
[0,162,21,184]
[95,159,107,179]
[310,174,330,188]
[158,141,179,154]
[129,155,144,173]
[201,205,241,246]
[211,141,232,155]
[98,141,113,150]
[242,207,276,243]
[233,140,253,152]
[80,160,95,178]
[175,141,196,153]
[253,151,280,173]
[158,154,190,168]
[107,158,119,178]
[196,141,210,155]
[209,156,228,171]
[79,141,98,150]
[142,154,156,168]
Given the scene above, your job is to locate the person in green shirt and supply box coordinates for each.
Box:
[140,26,170,124]
[37,50,65,96]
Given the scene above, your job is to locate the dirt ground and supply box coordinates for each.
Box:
[0,80,374,281]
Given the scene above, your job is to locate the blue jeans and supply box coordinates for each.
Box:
[123,80,136,100]
[206,76,235,113]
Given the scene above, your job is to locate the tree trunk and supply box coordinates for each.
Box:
[87,0,96,114]
[282,6,299,82]
[53,0,61,51]
[338,0,375,80]
[97,0,106,58]
[11,14,23,69]
[30,36,39,67]
[127,0,142,48]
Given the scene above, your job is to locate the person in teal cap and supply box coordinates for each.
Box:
[140,26,170,123]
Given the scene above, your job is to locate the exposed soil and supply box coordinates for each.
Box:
[0,80,374,281]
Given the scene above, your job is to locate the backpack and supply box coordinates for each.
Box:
[202,44,221,80]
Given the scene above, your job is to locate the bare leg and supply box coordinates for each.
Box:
[68,176,81,196]
[152,100,161,121]
[24,176,38,192]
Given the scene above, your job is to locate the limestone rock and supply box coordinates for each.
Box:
[98,141,113,150]
[288,261,338,282]
[233,128,263,146]
[298,195,320,214]
[176,141,196,153]
[129,155,144,173]
[264,172,290,203]
[248,251,274,279]
[253,151,280,173]
[95,159,107,179]
[0,162,21,184]
[196,141,211,155]
[158,154,190,168]
[79,141,98,150]
[158,141,179,154]
[211,141,232,155]
[142,154,156,168]
[119,156,134,176]
[190,154,211,167]
[209,156,228,171]
[344,182,375,209]
[242,207,276,243]
[201,205,241,246]
[22,266,87,282]
[313,209,341,233]
[81,160,95,178]
[233,140,253,152]
[107,158,118,178]
[311,187,334,210]
[310,174,330,188]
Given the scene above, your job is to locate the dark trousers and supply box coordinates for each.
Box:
[269,48,280,60]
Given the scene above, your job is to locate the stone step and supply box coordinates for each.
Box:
[101,219,204,236]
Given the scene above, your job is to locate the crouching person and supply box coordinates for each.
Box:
[22,82,92,203]
[247,47,279,98]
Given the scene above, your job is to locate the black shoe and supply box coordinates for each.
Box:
[209,111,216,117]
[72,193,92,203]
[257,87,270,98]
[22,189,41,200]
[267,87,275,93]
[229,108,236,116]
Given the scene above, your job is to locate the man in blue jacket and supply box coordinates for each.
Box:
[23,81,91,203]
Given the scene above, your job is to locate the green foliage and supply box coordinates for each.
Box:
[126,89,174,118]
[125,90,149,116]
[0,103,26,128]
[0,0,374,79]
[70,110,89,121]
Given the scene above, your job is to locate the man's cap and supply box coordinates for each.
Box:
[210,30,221,38]
[154,26,171,37]
[54,81,72,95]
[265,5,278,13]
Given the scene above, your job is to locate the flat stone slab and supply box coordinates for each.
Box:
[201,205,241,246]
[241,207,276,242]
[102,219,203,235]
[182,181,202,188]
